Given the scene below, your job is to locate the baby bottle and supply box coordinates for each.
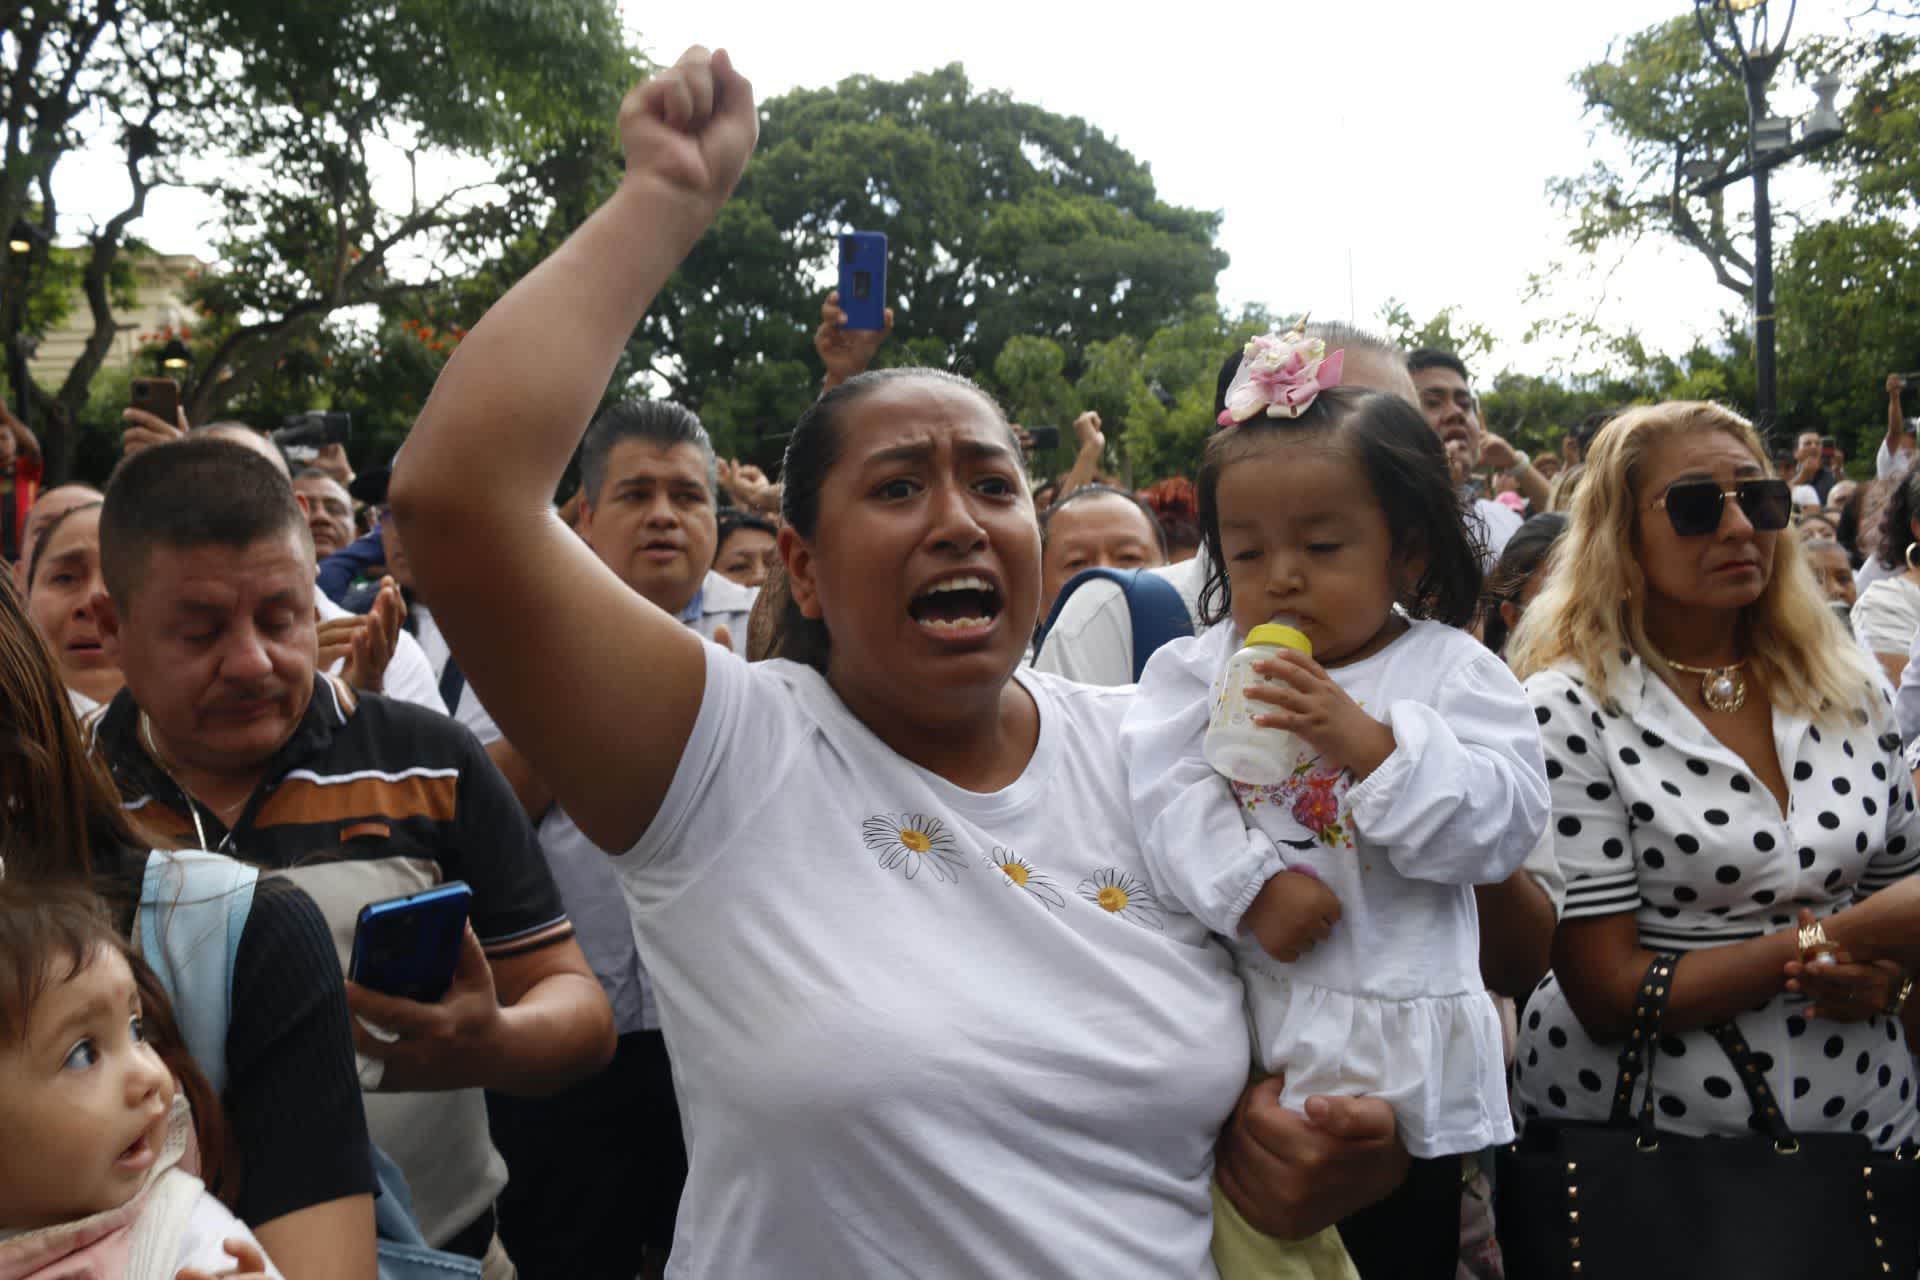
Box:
[1204,621,1313,786]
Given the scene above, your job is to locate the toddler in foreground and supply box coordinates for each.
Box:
[0,883,279,1280]
[1122,330,1549,1278]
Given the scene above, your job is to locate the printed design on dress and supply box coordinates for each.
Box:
[862,812,967,883]
[985,846,1066,909]
[1231,759,1356,849]
[1075,868,1165,930]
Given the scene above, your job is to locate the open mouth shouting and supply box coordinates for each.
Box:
[908,572,1005,642]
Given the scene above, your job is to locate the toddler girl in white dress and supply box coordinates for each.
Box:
[1121,331,1549,1278]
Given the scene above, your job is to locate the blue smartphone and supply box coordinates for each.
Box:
[348,881,472,1003]
[837,231,888,331]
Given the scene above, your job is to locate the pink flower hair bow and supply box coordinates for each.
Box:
[1216,328,1346,427]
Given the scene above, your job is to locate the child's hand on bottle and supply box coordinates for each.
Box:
[1242,870,1342,962]
[176,1238,272,1280]
[1248,649,1397,779]
[617,46,758,212]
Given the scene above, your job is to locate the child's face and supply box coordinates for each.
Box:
[0,945,175,1229]
[1217,440,1407,666]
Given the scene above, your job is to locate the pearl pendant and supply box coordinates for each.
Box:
[1701,668,1746,713]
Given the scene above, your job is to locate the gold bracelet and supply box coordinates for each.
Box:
[1797,919,1839,965]
[1886,975,1915,1018]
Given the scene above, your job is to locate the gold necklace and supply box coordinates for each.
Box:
[1658,654,1749,714]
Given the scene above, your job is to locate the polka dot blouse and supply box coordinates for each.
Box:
[1512,655,1920,1150]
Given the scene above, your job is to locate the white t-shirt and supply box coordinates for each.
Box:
[1877,436,1915,482]
[314,593,447,715]
[1033,554,1207,686]
[1856,555,1899,596]
[622,647,1248,1277]
[1897,622,1920,747]
[1852,575,1920,659]
[1472,497,1523,563]
[682,570,755,654]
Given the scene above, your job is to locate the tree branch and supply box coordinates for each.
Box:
[54,106,163,413]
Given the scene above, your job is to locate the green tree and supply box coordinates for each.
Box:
[1,0,639,481]
[1550,16,1763,302]
[642,64,1228,465]
[1773,218,1920,459]
[1115,300,1274,484]
[1544,17,1917,442]
[1378,298,1497,369]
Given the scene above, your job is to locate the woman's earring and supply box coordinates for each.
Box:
[1905,542,1919,572]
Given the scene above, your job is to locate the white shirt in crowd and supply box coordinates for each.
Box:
[1853,575,1920,662]
[461,695,671,1039]
[1033,554,1207,686]
[675,570,757,654]
[1122,619,1546,1157]
[1899,619,1920,748]
[315,592,447,715]
[616,646,1247,1276]
[1472,495,1523,562]
[1857,555,1899,596]
[456,569,758,1037]
[1878,435,1915,482]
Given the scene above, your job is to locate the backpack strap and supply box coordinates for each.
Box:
[1034,567,1195,682]
[138,849,258,1097]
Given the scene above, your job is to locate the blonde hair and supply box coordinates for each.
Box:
[1507,401,1870,724]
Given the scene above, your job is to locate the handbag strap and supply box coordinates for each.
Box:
[1705,1020,1800,1147]
[1608,952,1678,1133]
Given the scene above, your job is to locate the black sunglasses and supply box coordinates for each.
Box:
[1650,477,1791,538]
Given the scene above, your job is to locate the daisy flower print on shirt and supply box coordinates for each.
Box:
[862,812,967,883]
[985,847,1066,909]
[1076,868,1165,930]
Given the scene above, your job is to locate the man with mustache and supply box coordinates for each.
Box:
[86,437,615,1279]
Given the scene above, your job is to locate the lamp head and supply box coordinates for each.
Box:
[158,338,191,371]
[1802,73,1844,146]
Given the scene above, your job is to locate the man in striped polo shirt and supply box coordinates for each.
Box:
[88,437,615,1279]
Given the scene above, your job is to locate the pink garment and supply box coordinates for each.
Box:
[0,1099,194,1280]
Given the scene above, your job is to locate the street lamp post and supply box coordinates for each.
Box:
[1691,0,1845,433]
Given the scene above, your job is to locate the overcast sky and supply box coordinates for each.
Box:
[57,1,1875,382]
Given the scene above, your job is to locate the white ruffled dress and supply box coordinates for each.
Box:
[1121,619,1550,1157]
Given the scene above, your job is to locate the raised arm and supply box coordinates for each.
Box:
[389,48,757,852]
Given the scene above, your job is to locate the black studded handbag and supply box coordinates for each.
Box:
[1495,953,1920,1278]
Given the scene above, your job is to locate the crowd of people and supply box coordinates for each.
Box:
[3,44,1920,1280]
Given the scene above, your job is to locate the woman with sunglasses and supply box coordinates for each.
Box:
[1504,402,1920,1161]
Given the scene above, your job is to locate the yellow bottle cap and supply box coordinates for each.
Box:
[1245,623,1312,655]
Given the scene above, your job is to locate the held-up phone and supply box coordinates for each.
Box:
[348,882,472,1003]
[129,377,180,425]
[837,231,887,331]
[1025,425,1062,453]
